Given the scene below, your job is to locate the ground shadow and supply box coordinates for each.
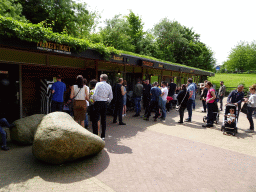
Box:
[0,143,110,189]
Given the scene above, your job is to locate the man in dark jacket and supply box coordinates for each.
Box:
[113,78,126,125]
[133,79,143,117]
[144,82,161,121]
[227,84,244,120]
[143,79,151,117]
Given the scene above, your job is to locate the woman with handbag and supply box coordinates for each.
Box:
[244,84,256,133]
[177,84,189,123]
[202,81,216,128]
[70,76,89,127]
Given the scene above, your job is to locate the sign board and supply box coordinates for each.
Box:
[216,66,220,71]
[37,41,71,55]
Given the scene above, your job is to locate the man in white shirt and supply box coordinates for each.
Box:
[160,81,168,121]
[92,74,113,140]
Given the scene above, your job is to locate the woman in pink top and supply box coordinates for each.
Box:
[202,81,216,127]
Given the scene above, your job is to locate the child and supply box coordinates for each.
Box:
[226,108,236,125]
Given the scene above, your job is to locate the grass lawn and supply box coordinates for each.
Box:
[208,73,256,91]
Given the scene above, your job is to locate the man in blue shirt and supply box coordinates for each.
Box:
[144,82,161,121]
[51,75,66,112]
[185,78,195,122]
[227,84,244,119]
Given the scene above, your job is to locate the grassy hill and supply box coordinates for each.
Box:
[208,73,256,91]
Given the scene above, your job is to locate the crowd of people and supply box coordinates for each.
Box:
[1,74,256,151]
[40,75,256,138]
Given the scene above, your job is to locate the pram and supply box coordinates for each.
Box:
[126,91,135,112]
[171,93,178,109]
[203,101,219,124]
[221,104,238,136]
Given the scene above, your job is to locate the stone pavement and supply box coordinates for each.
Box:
[1,97,256,192]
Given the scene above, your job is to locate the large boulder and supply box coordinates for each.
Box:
[10,114,46,145]
[32,112,105,164]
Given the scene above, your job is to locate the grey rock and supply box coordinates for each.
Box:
[10,114,45,145]
[32,112,105,164]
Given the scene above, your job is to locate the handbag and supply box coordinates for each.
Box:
[63,88,81,110]
[241,102,248,114]
[176,91,188,111]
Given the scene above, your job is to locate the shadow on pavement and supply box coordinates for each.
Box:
[0,143,110,189]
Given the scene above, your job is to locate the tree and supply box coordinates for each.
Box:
[125,11,144,53]
[99,14,135,52]
[17,0,97,38]
[153,18,215,70]
[0,0,25,21]
[138,31,158,57]
[225,42,256,72]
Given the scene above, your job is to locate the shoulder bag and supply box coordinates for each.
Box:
[176,91,188,111]
[241,102,248,114]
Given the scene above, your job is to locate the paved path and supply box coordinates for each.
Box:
[1,97,256,192]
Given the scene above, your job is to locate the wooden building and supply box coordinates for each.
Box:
[0,37,214,122]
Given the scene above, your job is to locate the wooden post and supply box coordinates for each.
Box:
[95,60,98,80]
[46,55,49,66]
[19,64,23,118]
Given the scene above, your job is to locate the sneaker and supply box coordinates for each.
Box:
[132,114,140,117]
[143,117,149,121]
[113,121,117,124]
[185,118,191,122]
[119,122,126,125]
[101,137,105,141]
[177,121,183,124]
[1,146,9,151]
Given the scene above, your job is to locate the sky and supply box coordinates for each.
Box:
[77,0,256,66]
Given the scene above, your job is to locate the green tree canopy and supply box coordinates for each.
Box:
[17,0,97,38]
[99,14,135,52]
[152,18,215,71]
[0,0,25,21]
[224,42,256,72]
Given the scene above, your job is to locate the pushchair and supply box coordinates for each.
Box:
[203,101,219,124]
[221,104,238,136]
[126,91,135,112]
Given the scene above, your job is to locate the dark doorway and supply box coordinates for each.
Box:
[0,64,20,122]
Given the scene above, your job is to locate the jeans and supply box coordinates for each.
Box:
[84,113,89,128]
[192,100,196,110]
[219,96,224,110]
[134,97,142,115]
[187,99,194,120]
[51,100,63,112]
[92,101,107,138]
[247,107,256,130]
[146,100,160,119]
[202,100,206,112]
[0,118,11,146]
[207,103,215,125]
[161,100,167,119]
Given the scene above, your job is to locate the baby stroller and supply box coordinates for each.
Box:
[203,102,219,124]
[126,91,135,112]
[221,104,238,136]
[171,93,178,109]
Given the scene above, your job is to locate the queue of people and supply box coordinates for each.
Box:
[2,74,255,153]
